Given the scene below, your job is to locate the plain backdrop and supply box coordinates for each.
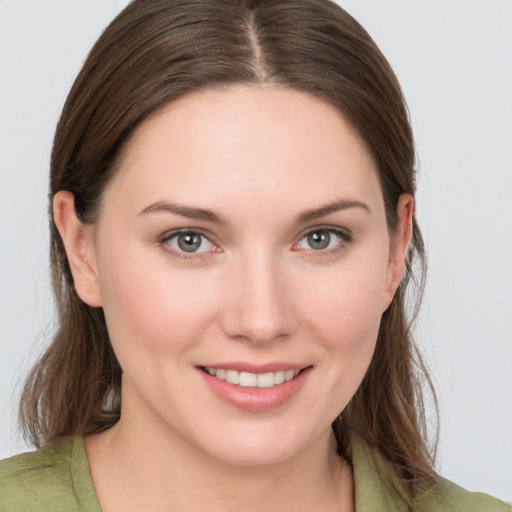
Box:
[1,0,511,503]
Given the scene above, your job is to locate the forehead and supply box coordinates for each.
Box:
[104,85,384,220]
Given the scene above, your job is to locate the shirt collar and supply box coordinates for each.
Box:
[352,438,410,512]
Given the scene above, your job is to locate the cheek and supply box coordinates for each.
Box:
[96,250,220,361]
[299,252,389,398]
[305,257,388,344]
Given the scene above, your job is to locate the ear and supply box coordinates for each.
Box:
[53,191,103,307]
[383,193,414,310]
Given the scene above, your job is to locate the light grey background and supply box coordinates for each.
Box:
[1,0,511,502]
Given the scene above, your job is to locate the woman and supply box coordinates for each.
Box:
[0,0,509,510]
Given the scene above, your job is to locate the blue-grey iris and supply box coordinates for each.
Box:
[308,231,331,250]
[177,233,202,252]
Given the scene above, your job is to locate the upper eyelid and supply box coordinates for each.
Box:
[293,226,352,253]
[158,229,217,259]
[159,227,215,243]
[296,224,352,240]
[158,228,218,255]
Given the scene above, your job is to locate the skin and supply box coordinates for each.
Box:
[54,85,413,512]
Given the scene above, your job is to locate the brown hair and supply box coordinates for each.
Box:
[20,0,437,501]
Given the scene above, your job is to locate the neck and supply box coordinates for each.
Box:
[85,405,354,512]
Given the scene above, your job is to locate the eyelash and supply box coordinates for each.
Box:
[158,226,352,260]
[294,226,352,256]
[158,229,218,261]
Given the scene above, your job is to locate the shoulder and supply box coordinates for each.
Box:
[352,438,511,512]
[415,476,512,512]
[0,438,86,512]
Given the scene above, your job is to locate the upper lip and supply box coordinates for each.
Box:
[198,362,311,373]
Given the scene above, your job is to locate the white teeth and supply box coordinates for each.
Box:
[239,372,257,387]
[257,372,275,388]
[284,369,295,382]
[274,371,285,385]
[203,367,303,388]
[225,370,239,385]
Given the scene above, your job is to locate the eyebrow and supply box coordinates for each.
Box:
[296,199,370,223]
[139,201,226,224]
[139,198,370,225]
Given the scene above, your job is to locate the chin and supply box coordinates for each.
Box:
[190,421,321,467]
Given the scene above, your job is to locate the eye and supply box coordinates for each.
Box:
[295,228,349,252]
[162,230,215,254]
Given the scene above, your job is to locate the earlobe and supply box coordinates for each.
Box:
[53,191,103,307]
[383,193,414,310]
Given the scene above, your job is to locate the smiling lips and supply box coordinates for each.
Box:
[198,365,312,412]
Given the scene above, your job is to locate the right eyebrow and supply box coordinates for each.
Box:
[139,201,226,224]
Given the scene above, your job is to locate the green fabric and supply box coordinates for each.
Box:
[0,437,101,512]
[351,441,511,512]
[1,437,510,511]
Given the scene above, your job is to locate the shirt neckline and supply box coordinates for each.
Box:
[70,436,103,512]
[70,434,406,512]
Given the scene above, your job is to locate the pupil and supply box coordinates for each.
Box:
[308,231,330,250]
[178,233,201,252]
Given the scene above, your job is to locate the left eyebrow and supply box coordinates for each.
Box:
[296,199,370,224]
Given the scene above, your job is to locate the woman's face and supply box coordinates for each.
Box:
[78,86,409,465]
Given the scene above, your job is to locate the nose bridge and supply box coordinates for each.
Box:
[221,245,296,344]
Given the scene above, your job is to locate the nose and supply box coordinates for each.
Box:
[220,251,297,345]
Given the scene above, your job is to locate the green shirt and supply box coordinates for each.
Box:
[1,437,510,511]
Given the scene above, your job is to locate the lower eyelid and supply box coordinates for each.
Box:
[160,230,216,255]
[295,228,351,251]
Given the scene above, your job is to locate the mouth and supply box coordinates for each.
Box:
[198,364,312,412]
[199,366,308,389]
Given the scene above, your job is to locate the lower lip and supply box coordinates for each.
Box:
[198,367,312,413]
